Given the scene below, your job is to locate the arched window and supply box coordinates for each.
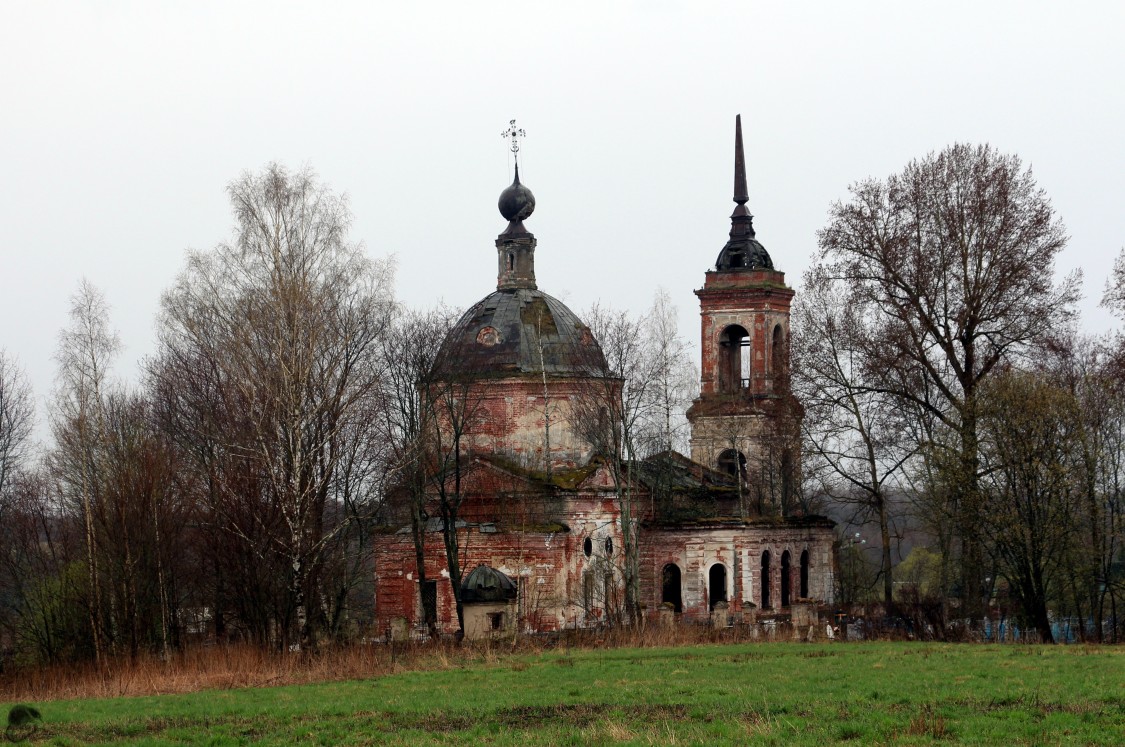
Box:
[800,550,810,599]
[781,550,792,607]
[718,325,750,392]
[760,551,771,609]
[717,448,747,483]
[661,564,682,613]
[507,252,515,272]
[708,564,728,610]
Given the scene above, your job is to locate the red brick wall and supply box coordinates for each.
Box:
[373,484,631,636]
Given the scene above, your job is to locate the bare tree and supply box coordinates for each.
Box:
[814,143,1080,620]
[977,369,1082,642]
[569,292,695,623]
[1044,331,1125,641]
[154,164,394,649]
[793,267,917,606]
[47,284,190,660]
[0,468,89,664]
[377,305,459,636]
[642,289,697,457]
[50,279,121,663]
[420,336,489,637]
[570,304,640,622]
[87,392,185,658]
[1101,247,1125,320]
[0,352,34,502]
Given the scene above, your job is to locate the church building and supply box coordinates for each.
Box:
[372,117,836,638]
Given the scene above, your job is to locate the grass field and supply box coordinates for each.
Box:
[7,642,1124,745]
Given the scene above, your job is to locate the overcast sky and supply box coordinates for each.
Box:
[2,1,1122,438]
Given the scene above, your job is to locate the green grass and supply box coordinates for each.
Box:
[10,642,1125,745]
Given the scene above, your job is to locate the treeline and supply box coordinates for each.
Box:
[1,166,399,665]
[792,144,1124,642]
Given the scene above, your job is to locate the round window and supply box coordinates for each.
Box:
[583,537,592,557]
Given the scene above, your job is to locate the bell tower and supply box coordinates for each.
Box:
[686,115,800,512]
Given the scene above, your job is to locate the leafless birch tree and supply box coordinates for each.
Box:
[793,267,917,606]
[50,279,121,663]
[154,164,394,648]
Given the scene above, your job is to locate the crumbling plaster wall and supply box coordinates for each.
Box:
[688,412,776,477]
[452,377,616,472]
[639,524,835,623]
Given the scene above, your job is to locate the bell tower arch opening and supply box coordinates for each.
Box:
[719,325,750,392]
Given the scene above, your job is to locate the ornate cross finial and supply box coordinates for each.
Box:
[501,119,526,162]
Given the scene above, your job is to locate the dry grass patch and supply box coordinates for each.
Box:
[905,704,951,739]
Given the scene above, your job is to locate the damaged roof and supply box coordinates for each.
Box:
[433,288,606,379]
[461,564,518,603]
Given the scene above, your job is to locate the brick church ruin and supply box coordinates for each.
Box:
[373,117,836,638]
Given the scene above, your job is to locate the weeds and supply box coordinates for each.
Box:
[906,704,950,739]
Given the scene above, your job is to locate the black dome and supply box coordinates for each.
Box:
[498,167,535,222]
[433,288,605,379]
[715,235,773,271]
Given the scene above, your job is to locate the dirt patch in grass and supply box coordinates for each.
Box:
[35,714,266,744]
[952,694,1123,716]
[493,703,690,727]
[362,703,703,736]
[801,649,839,658]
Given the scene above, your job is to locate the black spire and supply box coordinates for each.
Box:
[733,114,749,208]
[714,114,773,271]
